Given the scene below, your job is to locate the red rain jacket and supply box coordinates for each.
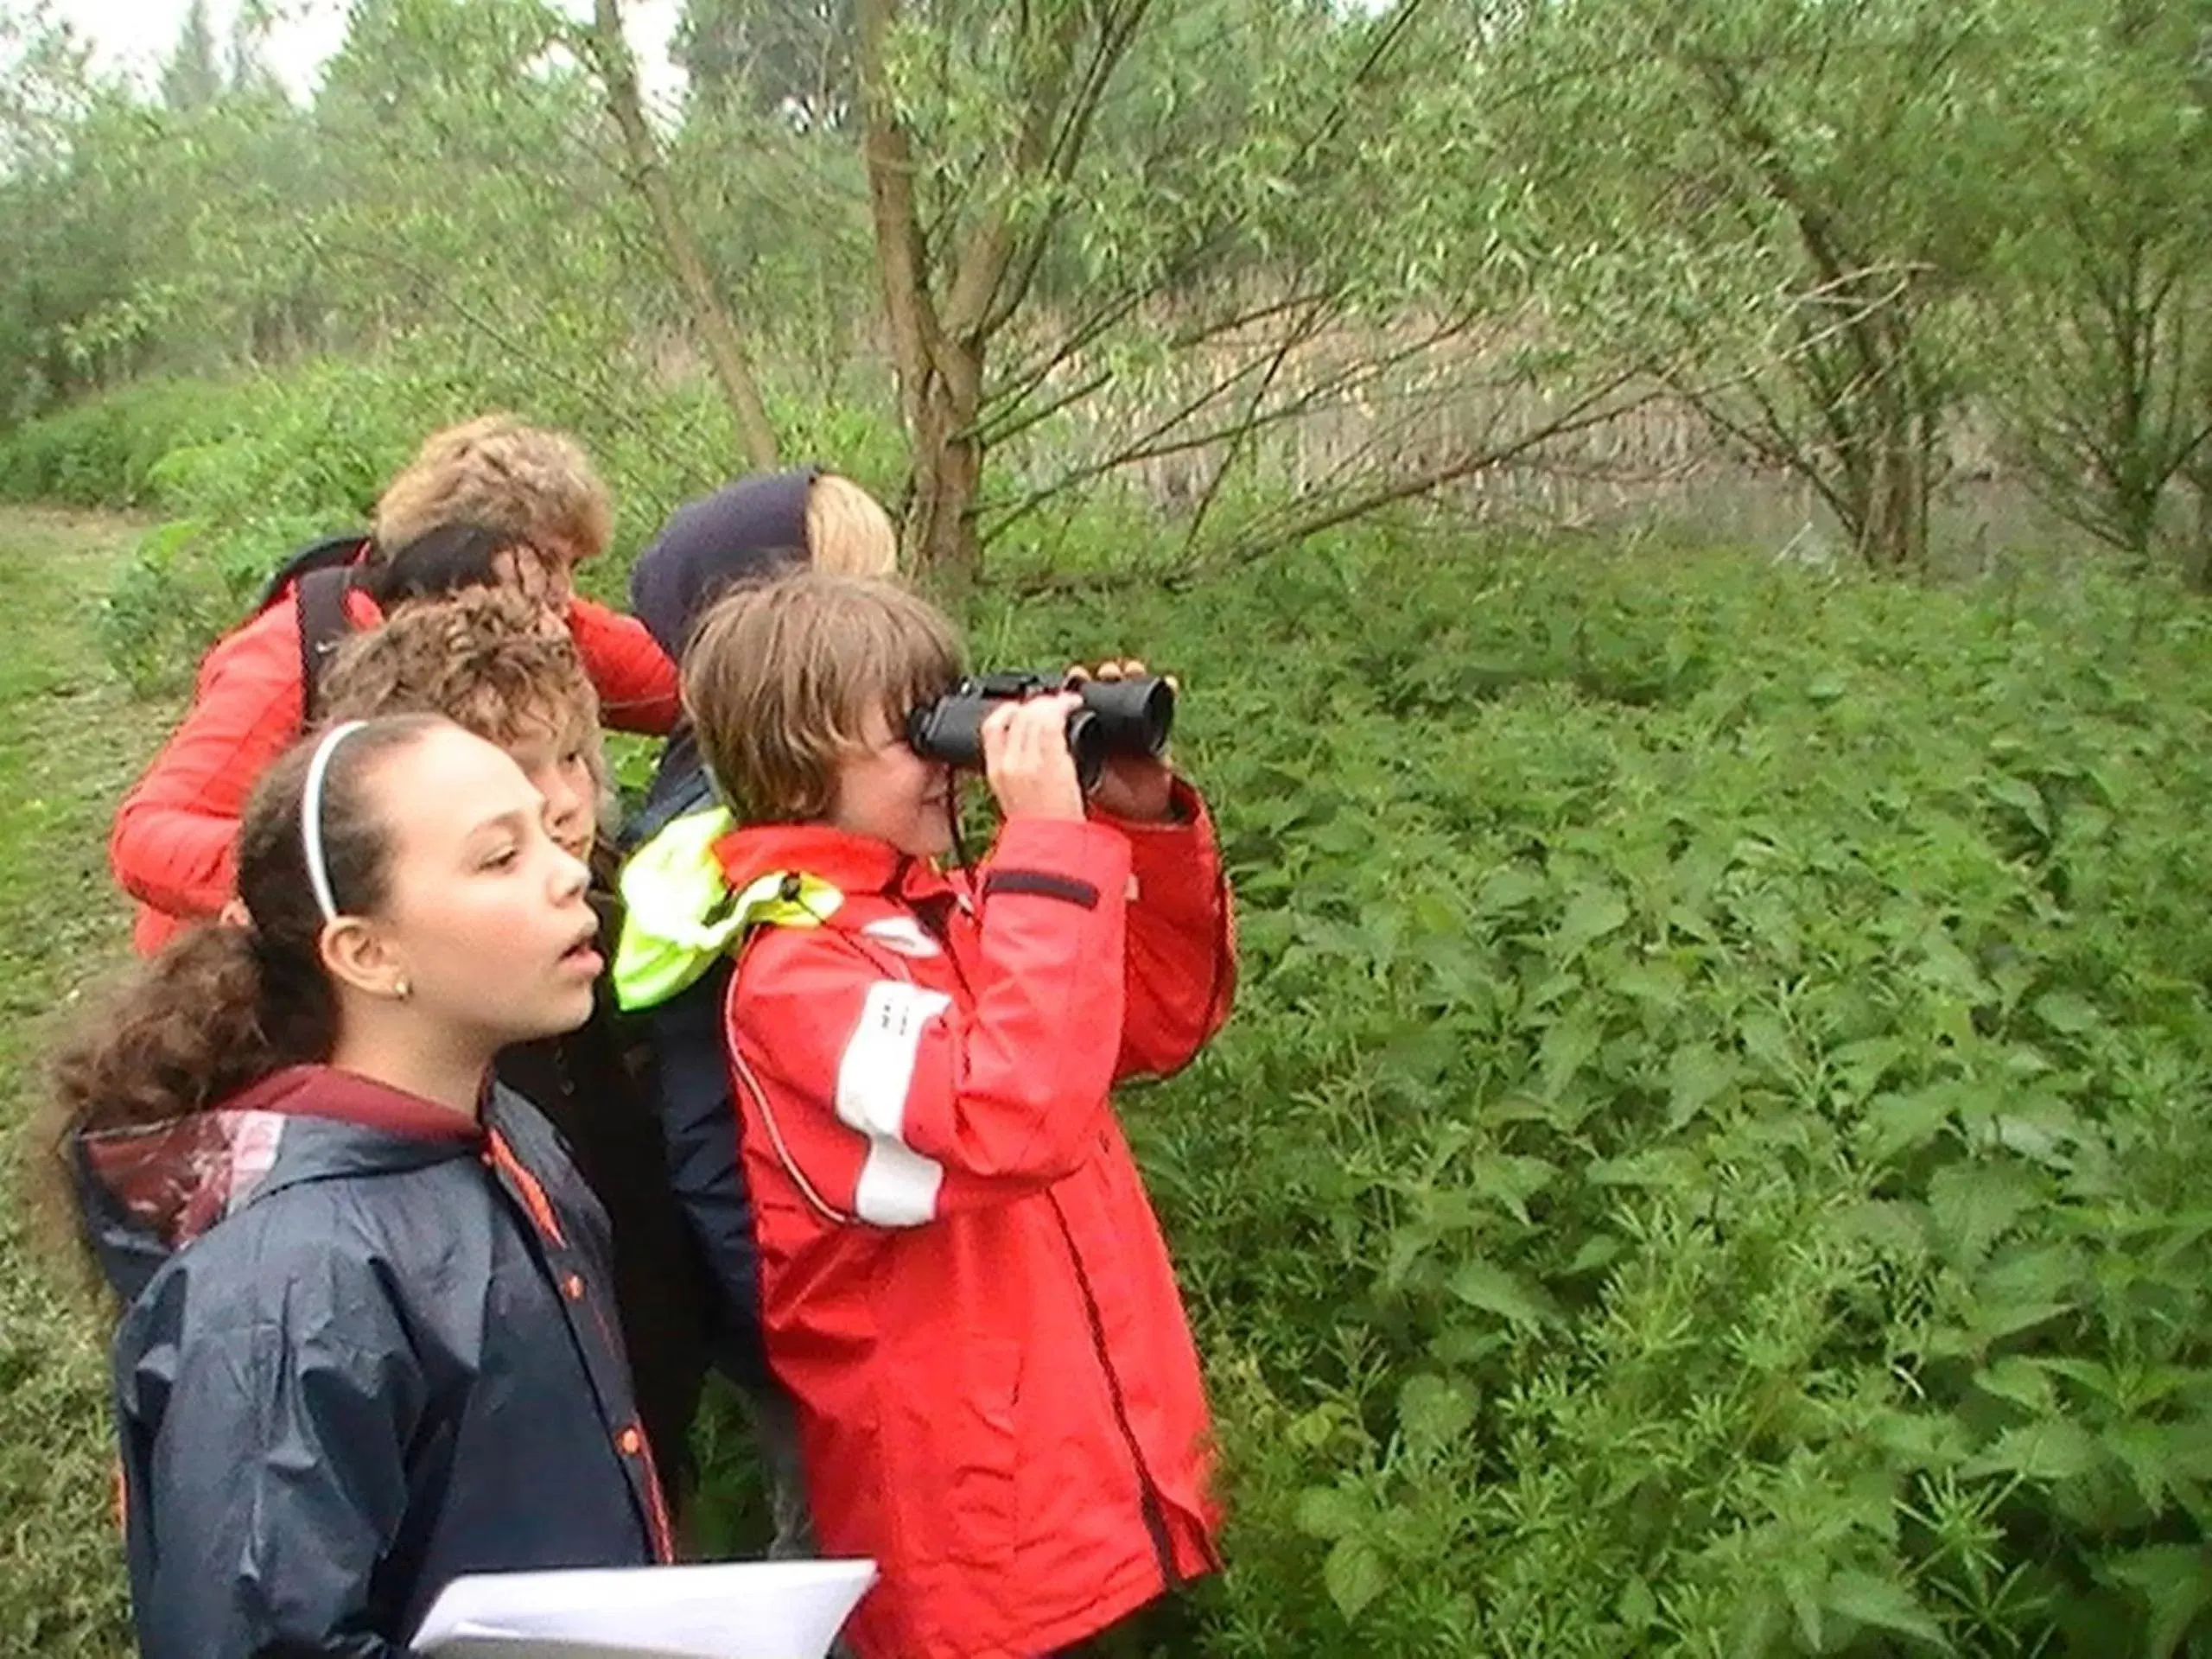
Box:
[715,786,1234,1658]
[111,569,679,955]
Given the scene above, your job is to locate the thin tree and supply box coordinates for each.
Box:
[580,0,783,470]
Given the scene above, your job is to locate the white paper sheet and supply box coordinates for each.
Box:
[411,1559,877,1659]
[428,1628,703,1659]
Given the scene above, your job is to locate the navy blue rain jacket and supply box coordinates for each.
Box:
[618,766,771,1389]
[74,1065,671,1659]
[620,473,825,1390]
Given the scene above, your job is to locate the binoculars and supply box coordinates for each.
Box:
[907,671,1175,791]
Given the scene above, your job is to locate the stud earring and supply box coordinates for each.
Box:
[393,977,412,1001]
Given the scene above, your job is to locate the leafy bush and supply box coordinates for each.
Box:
[966,541,2212,1656]
[94,516,328,696]
[4,357,913,690]
[0,378,228,508]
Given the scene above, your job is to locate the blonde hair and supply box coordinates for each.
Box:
[806,474,899,578]
[319,588,611,823]
[372,414,613,569]
[684,570,962,823]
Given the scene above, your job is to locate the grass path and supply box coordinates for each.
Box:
[0,507,176,1656]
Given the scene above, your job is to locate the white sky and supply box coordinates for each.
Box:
[43,0,688,104]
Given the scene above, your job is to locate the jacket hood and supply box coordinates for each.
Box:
[73,1065,480,1306]
[628,469,819,659]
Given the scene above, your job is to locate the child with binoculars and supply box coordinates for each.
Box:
[646,569,1236,1659]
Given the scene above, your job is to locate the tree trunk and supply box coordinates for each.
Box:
[1864,391,1931,572]
[589,0,781,471]
[856,0,982,585]
[905,367,986,584]
[1861,442,1926,570]
[2190,466,2212,592]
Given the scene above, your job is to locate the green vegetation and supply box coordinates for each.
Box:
[0,509,164,1657]
[7,504,2211,1653]
[978,536,2212,1655]
[7,0,2212,1649]
[7,0,2212,581]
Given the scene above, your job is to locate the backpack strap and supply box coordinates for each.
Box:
[295,566,357,723]
[253,531,369,612]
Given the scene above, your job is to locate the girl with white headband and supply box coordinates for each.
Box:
[41,714,673,1658]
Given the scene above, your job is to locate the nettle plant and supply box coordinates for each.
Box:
[977,537,2212,1656]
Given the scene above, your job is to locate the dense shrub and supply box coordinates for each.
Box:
[959,542,2212,1656]
[0,358,911,692]
[0,378,226,509]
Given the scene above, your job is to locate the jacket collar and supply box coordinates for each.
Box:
[614,810,856,1012]
[712,822,948,905]
[222,1064,485,1141]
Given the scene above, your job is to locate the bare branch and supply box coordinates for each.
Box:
[580,0,780,467]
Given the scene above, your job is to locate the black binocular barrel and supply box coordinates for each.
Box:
[905,672,1174,792]
[906,697,1107,789]
[1072,675,1174,755]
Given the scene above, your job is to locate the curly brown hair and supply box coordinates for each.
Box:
[318,588,609,837]
[32,717,445,1287]
[370,414,613,569]
[321,587,600,745]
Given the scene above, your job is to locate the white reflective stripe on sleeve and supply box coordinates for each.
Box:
[835,981,954,1142]
[854,1137,944,1227]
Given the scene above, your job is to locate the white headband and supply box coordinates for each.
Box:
[301,720,368,925]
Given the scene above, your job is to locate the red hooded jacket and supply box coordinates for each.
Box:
[111,575,679,955]
[714,786,1234,1659]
